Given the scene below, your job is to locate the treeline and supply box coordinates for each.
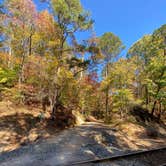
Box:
[0,0,165,124]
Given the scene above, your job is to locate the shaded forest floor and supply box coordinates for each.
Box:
[0,101,166,164]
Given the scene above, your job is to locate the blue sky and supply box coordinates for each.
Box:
[34,0,166,55]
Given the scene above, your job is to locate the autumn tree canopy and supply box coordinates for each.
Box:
[0,0,165,125]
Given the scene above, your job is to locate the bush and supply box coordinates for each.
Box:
[0,67,17,89]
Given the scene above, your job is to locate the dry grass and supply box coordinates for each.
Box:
[114,121,166,150]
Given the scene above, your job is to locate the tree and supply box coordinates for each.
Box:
[0,1,5,47]
[113,89,134,118]
[4,0,37,87]
[148,25,166,117]
[46,0,94,118]
[147,54,166,117]
[104,58,137,118]
[128,35,152,106]
[127,24,166,120]
[51,0,93,56]
[98,32,124,119]
[33,10,60,56]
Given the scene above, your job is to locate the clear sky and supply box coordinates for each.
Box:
[34,0,166,55]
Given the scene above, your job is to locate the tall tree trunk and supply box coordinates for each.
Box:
[151,82,162,115]
[50,36,65,119]
[157,102,162,121]
[105,87,109,118]
[105,63,109,120]
[18,38,29,91]
[8,46,12,69]
[51,87,62,120]
[80,54,84,80]
[29,34,32,56]
[151,100,157,116]
[145,85,149,108]
[50,33,68,120]
[18,54,26,92]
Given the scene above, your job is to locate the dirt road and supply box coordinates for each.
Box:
[0,122,165,166]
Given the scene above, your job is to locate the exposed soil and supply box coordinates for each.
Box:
[0,101,60,152]
[0,122,166,166]
[0,101,166,166]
